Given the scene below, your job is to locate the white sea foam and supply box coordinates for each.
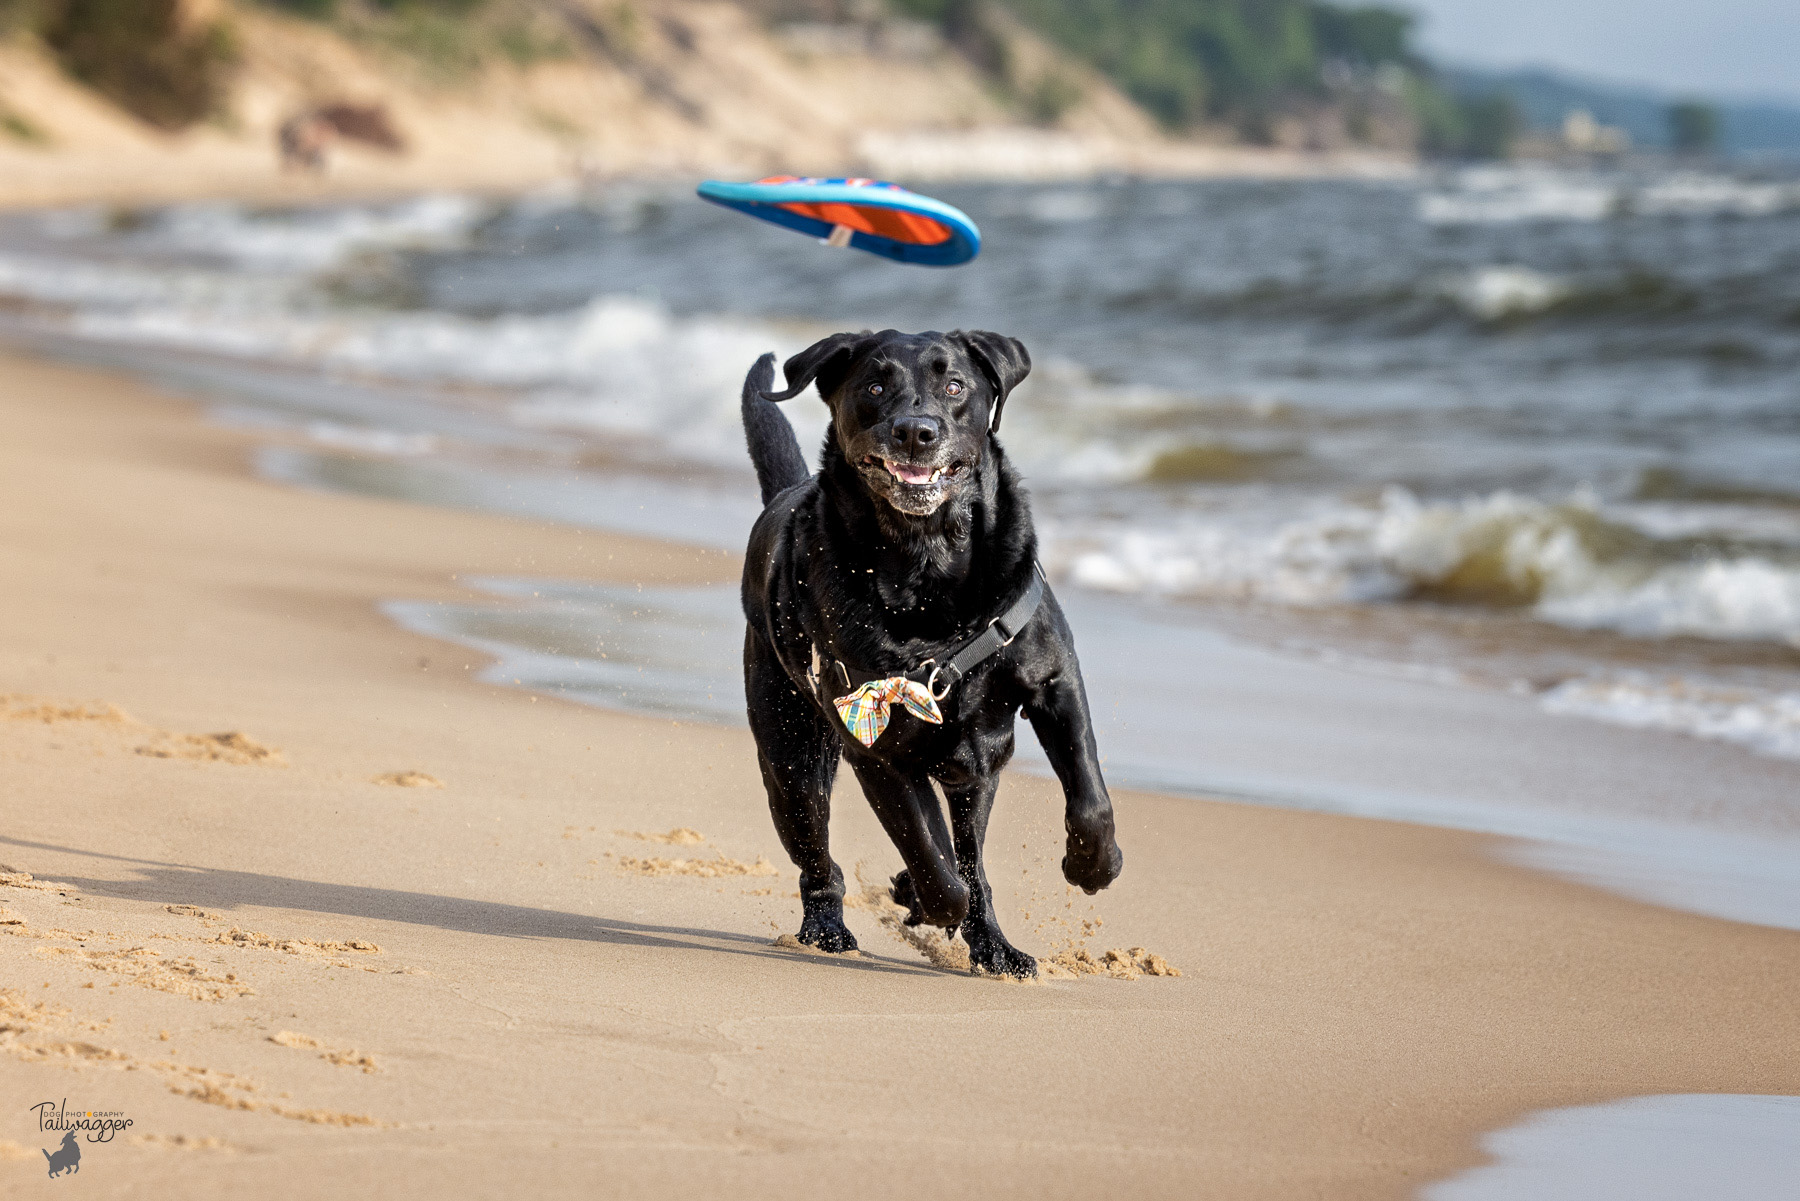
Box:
[1420,167,1617,224]
[0,245,1264,488]
[34,283,824,470]
[1419,166,1800,225]
[366,298,824,467]
[1051,488,1800,645]
[303,421,438,457]
[143,194,486,271]
[0,252,285,310]
[0,201,481,328]
[1056,506,1402,605]
[499,301,830,468]
[39,237,1264,484]
[1539,557,1800,643]
[1540,675,1800,761]
[1442,265,1569,320]
[1605,502,1800,544]
[1016,189,1106,223]
[998,362,1297,486]
[1635,172,1800,218]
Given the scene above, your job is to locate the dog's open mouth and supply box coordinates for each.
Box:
[863,456,964,487]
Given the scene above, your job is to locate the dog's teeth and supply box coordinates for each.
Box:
[882,459,943,486]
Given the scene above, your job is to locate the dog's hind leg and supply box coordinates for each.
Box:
[946,775,1038,978]
[848,759,969,931]
[745,630,855,953]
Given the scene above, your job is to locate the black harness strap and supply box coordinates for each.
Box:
[816,563,1047,706]
[924,563,1045,697]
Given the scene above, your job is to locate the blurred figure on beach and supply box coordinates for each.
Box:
[278,103,405,173]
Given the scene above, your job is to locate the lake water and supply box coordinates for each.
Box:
[2,166,1798,930]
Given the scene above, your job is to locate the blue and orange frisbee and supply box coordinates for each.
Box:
[696,176,980,267]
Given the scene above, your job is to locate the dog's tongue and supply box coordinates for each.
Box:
[889,462,935,485]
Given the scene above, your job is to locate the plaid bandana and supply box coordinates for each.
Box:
[833,676,944,746]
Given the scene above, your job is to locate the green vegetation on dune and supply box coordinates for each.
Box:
[34,0,239,130]
[0,0,241,131]
[978,0,1414,129]
[257,0,576,80]
[0,0,575,119]
[1307,4,1407,69]
[262,0,486,16]
[1412,82,1520,160]
[892,0,1510,154]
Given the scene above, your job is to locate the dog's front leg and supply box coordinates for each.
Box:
[849,758,970,930]
[1024,662,1124,895]
[745,629,855,953]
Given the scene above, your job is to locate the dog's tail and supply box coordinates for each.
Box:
[742,353,811,505]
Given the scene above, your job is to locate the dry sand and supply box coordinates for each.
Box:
[0,344,1794,1198]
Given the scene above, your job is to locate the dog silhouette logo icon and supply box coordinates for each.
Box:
[43,1131,80,1178]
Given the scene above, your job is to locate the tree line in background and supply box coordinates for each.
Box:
[0,0,1730,157]
[936,0,1413,132]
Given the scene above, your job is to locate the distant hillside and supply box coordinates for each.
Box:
[879,0,1518,157]
[1444,65,1800,157]
[0,0,1414,209]
[984,0,1411,128]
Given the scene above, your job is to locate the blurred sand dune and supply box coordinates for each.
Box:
[0,0,1409,211]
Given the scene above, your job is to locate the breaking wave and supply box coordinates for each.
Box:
[1542,675,1800,760]
[128,193,485,271]
[5,189,1800,658]
[1051,489,1800,646]
[1420,166,1800,225]
[0,246,826,469]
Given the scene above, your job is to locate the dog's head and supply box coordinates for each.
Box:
[764,328,1029,517]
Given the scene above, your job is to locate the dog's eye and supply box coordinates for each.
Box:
[867,383,883,396]
[945,380,964,396]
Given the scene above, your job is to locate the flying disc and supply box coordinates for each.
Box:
[696,176,980,267]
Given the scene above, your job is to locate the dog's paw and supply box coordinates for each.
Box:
[1061,830,1124,895]
[796,911,858,954]
[967,934,1038,980]
[892,867,970,929]
[890,869,927,927]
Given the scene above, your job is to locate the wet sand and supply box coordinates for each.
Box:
[0,345,1795,1198]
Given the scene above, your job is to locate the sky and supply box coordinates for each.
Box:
[1402,0,1800,103]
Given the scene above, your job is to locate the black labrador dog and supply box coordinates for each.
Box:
[738,328,1123,978]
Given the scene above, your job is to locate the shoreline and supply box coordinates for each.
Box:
[1,344,1797,1198]
[0,145,1418,216]
[384,571,1800,933]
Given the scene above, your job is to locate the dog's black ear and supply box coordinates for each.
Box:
[763,331,872,402]
[953,330,1031,433]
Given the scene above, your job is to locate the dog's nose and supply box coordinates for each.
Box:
[891,415,940,455]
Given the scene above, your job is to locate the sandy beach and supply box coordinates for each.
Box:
[0,345,1795,1197]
